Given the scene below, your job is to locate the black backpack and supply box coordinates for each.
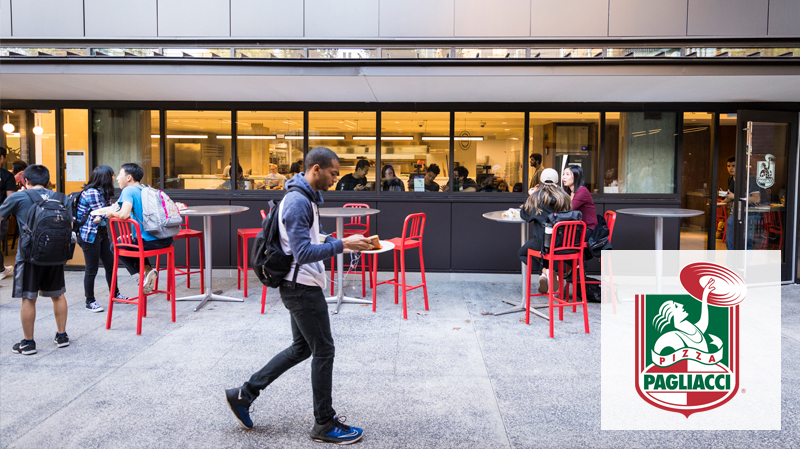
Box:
[19,190,76,266]
[249,186,315,288]
[586,214,613,260]
[543,210,584,255]
[67,190,92,233]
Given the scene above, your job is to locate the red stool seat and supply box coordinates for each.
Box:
[107,218,176,335]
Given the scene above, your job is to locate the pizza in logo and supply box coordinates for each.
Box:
[635,262,746,417]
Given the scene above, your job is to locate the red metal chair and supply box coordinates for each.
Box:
[578,211,617,313]
[329,203,372,298]
[525,221,588,338]
[762,210,783,250]
[716,199,729,240]
[155,216,203,292]
[374,213,429,319]
[237,209,267,298]
[107,218,176,335]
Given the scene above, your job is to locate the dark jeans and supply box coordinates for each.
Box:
[519,236,547,274]
[117,237,173,275]
[78,227,119,303]
[242,281,336,426]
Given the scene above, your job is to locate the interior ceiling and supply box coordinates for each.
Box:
[1,63,798,104]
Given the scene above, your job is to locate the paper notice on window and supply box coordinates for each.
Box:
[414,177,424,192]
[66,151,86,182]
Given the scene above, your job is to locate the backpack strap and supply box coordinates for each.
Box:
[284,186,318,289]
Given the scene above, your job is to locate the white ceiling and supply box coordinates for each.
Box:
[1,63,798,103]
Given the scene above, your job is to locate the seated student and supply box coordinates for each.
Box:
[512,182,524,193]
[264,164,285,190]
[105,163,174,295]
[478,175,509,192]
[287,162,302,180]
[408,164,441,192]
[562,165,597,234]
[443,166,478,192]
[0,164,71,354]
[381,165,405,192]
[219,164,247,190]
[518,168,572,294]
[335,158,372,191]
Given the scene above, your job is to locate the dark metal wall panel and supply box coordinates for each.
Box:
[374,201,452,271]
[450,202,527,272]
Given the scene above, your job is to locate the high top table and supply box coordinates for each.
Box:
[482,211,548,320]
[319,207,381,314]
[176,205,249,311]
[616,208,704,292]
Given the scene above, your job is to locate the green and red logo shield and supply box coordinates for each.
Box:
[635,262,746,417]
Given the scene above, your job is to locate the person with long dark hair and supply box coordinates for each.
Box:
[380,164,405,191]
[562,165,598,233]
[76,165,126,312]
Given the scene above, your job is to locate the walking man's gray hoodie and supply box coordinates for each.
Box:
[278,173,344,288]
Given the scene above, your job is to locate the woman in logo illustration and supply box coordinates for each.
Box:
[652,279,715,354]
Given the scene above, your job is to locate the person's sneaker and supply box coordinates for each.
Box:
[115,292,130,301]
[86,301,105,313]
[225,388,253,429]
[12,339,37,355]
[54,332,70,348]
[310,416,364,445]
[143,268,158,295]
[0,265,13,280]
[537,275,549,294]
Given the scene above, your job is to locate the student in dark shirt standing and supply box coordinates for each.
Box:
[335,158,371,191]
[528,153,544,190]
[0,146,17,280]
[562,165,598,234]
[0,165,70,354]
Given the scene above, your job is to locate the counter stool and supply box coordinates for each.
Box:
[525,220,587,338]
[329,203,371,298]
[155,216,203,293]
[237,210,267,298]
[107,218,176,335]
[374,213,429,320]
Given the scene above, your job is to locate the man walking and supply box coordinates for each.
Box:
[226,147,372,444]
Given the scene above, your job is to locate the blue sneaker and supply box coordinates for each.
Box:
[310,416,363,445]
[225,388,253,429]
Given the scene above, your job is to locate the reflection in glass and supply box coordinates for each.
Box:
[529,113,600,192]
[454,48,526,58]
[529,48,602,58]
[237,111,304,190]
[308,112,376,191]
[453,112,523,193]
[382,48,449,58]
[235,48,305,58]
[308,49,377,59]
[381,112,450,192]
[679,112,713,250]
[94,110,159,187]
[165,111,232,190]
[604,112,677,194]
[161,48,231,58]
[606,48,680,57]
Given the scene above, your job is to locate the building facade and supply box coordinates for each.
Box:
[1,1,799,282]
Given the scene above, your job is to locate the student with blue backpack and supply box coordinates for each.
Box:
[0,165,72,355]
[104,163,175,295]
[225,147,372,445]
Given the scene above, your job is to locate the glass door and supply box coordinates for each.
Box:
[734,110,798,281]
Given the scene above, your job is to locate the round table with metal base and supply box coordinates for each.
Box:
[320,207,381,314]
[482,211,548,321]
[176,205,249,311]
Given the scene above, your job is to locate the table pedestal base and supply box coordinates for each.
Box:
[326,295,371,314]
[494,300,549,320]
[177,293,244,312]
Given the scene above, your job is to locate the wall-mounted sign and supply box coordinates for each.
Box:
[66,150,86,182]
[756,154,775,189]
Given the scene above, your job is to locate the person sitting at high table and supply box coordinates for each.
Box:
[562,165,597,235]
[380,164,405,191]
[444,166,478,192]
[335,158,371,191]
[105,163,173,295]
[518,168,572,294]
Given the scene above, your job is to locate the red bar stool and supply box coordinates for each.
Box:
[375,213,429,320]
[107,218,176,335]
[329,203,371,298]
[525,220,588,338]
[237,209,267,298]
[155,216,203,293]
[577,211,617,313]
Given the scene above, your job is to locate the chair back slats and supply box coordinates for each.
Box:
[343,203,370,231]
[550,221,586,256]
[109,218,144,252]
[604,211,617,241]
[403,213,426,243]
[260,209,267,220]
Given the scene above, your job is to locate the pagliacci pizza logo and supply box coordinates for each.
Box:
[635,262,746,417]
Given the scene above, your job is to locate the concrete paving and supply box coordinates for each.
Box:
[1,271,798,449]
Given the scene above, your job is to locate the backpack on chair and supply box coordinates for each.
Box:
[250,186,315,288]
[19,190,76,266]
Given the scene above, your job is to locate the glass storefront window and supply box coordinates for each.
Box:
[235,48,305,59]
[308,112,376,191]
[528,112,600,193]
[604,112,677,194]
[94,110,159,187]
[2,110,57,190]
[236,111,304,190]
[308,49,377,59]
[380,112,450,193]
[382,48,450,58]
[453,112,523,193]
[454,48,526,58]
[165,111,231,190]
[680,112,714,250]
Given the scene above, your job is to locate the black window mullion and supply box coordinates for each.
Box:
[708,112,721,250]
[449,111,455,193]
[159,109,166,190]
[598,112,606,197]
[231,110,238,190]
[523,112,530,192]
[375,111,381,197]
[55,109,64,193]
[303,110,309,162]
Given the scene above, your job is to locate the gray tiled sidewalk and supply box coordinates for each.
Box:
[1,271,798,449]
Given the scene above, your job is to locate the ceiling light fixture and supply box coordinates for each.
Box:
[217,135,277,140]
[153,134,209,139]
[308,136,345,140]
[422,136,484,141]
[3,114,14,133]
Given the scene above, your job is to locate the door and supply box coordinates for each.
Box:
[734,110,798,282]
